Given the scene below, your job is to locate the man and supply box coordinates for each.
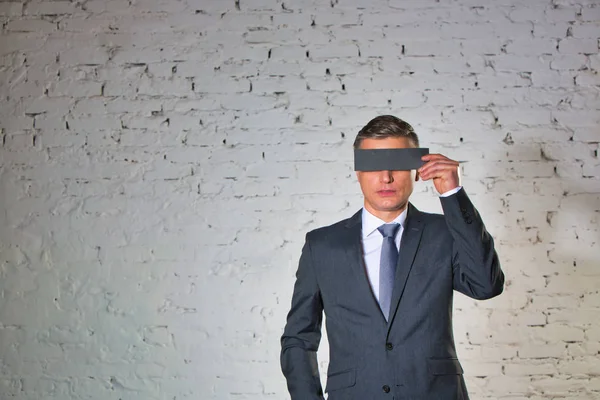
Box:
[280,115,504,399]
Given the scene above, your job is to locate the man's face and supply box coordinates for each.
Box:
[355,137,418,218]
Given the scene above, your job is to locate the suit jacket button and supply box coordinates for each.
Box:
[386,343,393,350]
[382,385,390,393]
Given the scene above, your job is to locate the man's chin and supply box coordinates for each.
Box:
[375,201,407,212]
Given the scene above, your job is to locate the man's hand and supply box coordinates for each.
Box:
[418,154,460,195]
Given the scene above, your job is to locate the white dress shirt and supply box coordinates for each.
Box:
[360,186,462,301]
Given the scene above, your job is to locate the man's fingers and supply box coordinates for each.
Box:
[419,162,459,179]
[420,159,459,169]
[419,161,459,175]
[419,154,461,193]
[421,153,453,161]
[421,154,446,163]
[419,153,460,181]
[420,154,458,169]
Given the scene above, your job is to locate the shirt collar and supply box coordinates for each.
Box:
[361,206,408,239]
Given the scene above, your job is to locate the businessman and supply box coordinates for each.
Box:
[280,115,504,399]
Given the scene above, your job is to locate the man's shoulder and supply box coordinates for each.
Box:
[306,210,360,241]
[410,207,454,242]
[304,206,448,242]
[417,209,446,222]
[414,208,448,230]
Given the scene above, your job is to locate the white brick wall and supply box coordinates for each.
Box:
[0,0,598,399]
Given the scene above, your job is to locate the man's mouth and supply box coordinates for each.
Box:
[377,190,396,197]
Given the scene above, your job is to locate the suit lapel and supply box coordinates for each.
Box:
[343,210,386,320]
[388,203,424,330]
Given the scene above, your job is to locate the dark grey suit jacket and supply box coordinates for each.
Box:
[280,189,504,400]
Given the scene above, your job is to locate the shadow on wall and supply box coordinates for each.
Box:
[455,138,600,397]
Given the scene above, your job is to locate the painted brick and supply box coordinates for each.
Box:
[310,43,359,60]
[559,38,599,54]
[550,55,588,70]
[25,1,79,15]
[571,23,600,39]
[545,7,578,22]
[0,1,598,399]
[250,76,307,94]
[518,344,566,359]
[504,361,558,376]
[404,40,463,57]
[576,70,600,86]
[5,18,56,33]
[270,45,309,61]
[505,38,558,56]
[533,22,570,39]
[460,38,505,56]
[581,6,600,22]
[0,2,23,16]
[531,70,577,87]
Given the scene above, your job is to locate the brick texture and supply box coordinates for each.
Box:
[0,0,599,399]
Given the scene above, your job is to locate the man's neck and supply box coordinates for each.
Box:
[364,203,408,223]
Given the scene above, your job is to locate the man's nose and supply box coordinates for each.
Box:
[379,170,394,183]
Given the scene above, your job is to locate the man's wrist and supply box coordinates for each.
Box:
[440,186,462,197]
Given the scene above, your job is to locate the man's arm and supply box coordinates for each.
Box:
[280,235,325,400]
[441,188,505,299]
[419,153,504,300]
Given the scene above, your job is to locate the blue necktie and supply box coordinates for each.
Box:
[378,223,401,321]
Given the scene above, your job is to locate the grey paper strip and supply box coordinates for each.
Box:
[354,148,430,171]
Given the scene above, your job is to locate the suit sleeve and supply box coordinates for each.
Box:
[280,234,325,400]
[440,188,505,300]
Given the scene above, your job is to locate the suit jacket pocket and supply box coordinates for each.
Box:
[325,368,356,392]
[428,358,464,375]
